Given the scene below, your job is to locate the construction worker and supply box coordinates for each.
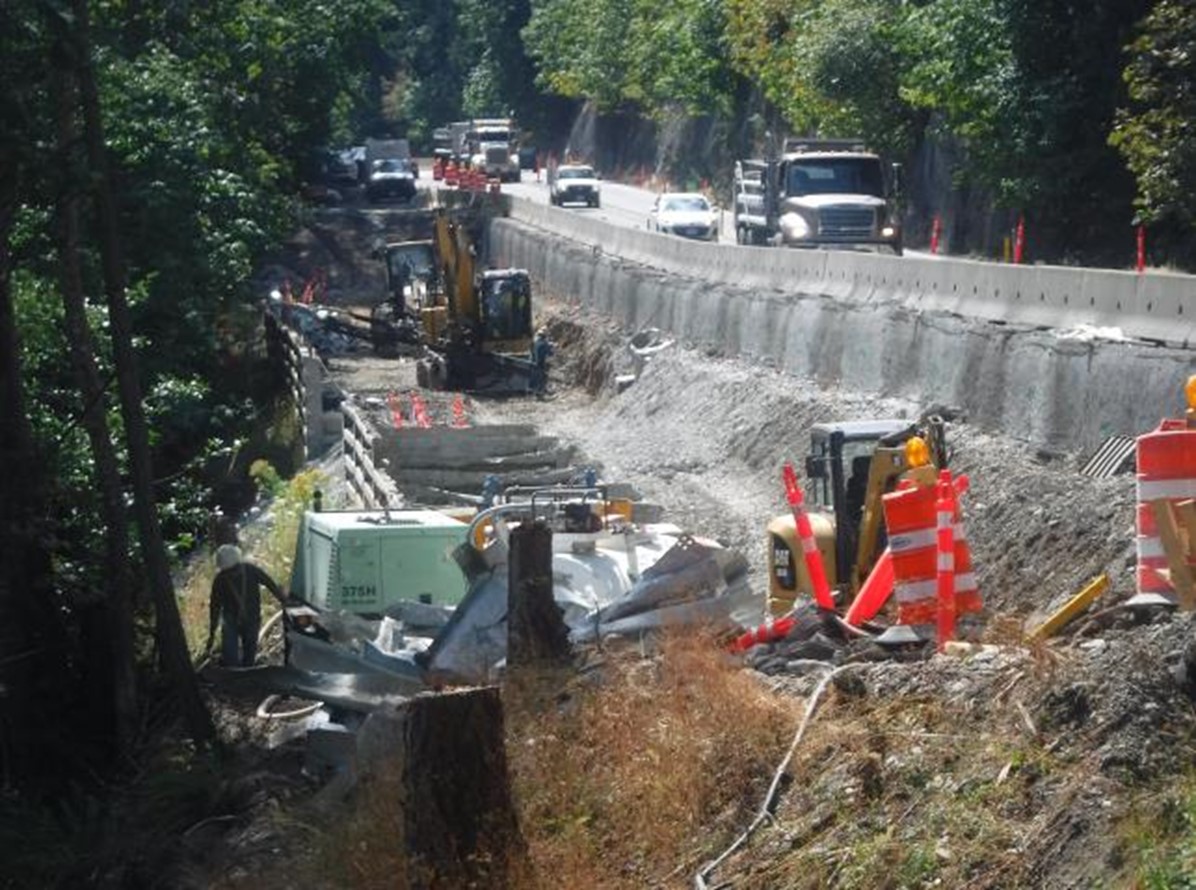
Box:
[530,326,554,394]
[206,544,286,668]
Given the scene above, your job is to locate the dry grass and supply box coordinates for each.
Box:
[505,630,794,888]
[177,465,325,658]
[728,691,1062,889]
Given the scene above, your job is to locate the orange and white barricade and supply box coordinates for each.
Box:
[1132,417,1196,606]
[445,161,459,187]
[876,472,981,644]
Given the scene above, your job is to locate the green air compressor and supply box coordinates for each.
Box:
[290,509,469,613]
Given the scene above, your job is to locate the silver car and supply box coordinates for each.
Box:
[648,192,719,241]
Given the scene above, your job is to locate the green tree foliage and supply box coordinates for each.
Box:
[0,0,397,796]
[1112,0,1196,229]
[726,0,913,152]
[524,0,738,117]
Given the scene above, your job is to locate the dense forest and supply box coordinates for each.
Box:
[1,0,1195,882]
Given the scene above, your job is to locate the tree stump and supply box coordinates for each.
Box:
[507,520,570,670]
[398,686,528,888]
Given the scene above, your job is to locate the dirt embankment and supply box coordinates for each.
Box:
[205,207,1196,888]
[471,296,1196,887]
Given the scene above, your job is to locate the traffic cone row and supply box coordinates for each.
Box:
[451,393,469,428]
[387,392,403,429]
[410,391,432,429]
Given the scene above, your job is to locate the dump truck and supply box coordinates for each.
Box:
[467,118,521,183]
[766,415,947,616]
[733,138,903,255]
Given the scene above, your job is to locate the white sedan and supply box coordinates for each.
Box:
[647,192,719,241]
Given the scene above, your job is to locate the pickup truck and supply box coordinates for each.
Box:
[549,164,601,208]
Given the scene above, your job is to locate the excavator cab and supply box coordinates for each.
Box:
[767,416,947,616]
[477,270,533,352]
[418,209,542,392]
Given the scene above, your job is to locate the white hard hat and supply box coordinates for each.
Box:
[215,544,242,571]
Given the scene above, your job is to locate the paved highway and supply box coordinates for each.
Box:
[426,168,923,257]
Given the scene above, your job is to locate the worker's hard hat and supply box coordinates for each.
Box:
[216,544,243,570]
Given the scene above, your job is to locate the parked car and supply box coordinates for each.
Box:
[550,164,601,208]
[647,193,719,241]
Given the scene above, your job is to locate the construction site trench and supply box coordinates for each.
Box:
[229,201,1196,888]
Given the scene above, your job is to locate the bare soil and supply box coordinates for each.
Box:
[189,207,1196,888]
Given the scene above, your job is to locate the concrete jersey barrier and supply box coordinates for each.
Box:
[503,196,1196,349]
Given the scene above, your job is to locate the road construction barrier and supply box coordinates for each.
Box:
[445,162,459,187]
[1133,417,1196,605]
[878,472,980,642]
[498,195,1196,352]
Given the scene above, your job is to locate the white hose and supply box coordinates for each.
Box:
[255,694,324,721]
[693,663,864,890]
[253,608,325,720]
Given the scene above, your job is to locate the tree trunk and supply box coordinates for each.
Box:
[507,520,570,670]
[0,151,64,788]
[52,63,139,761]
[398,687,528,888]
[69,0,215,745]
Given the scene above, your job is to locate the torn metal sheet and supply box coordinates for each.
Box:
[424,533,758,685]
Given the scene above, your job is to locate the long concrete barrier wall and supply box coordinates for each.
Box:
[503,197,1196,349]
[488,214,1196,453]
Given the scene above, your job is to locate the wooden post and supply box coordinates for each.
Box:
[399,687,528,887]
[507,520,570,669]
[1150,499,1196,609]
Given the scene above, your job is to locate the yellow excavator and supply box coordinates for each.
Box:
[766,415,948,616]
[415,209,545,392]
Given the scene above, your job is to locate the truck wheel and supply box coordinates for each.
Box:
[891,243,904,257]
[591,197,600,209]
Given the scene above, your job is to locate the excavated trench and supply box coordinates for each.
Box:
[261,205,1196,888]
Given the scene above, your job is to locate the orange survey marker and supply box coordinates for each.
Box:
[935,469,956,650]
[729,612,799,653]
[781,462,835,611]
[844,548,895,626]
